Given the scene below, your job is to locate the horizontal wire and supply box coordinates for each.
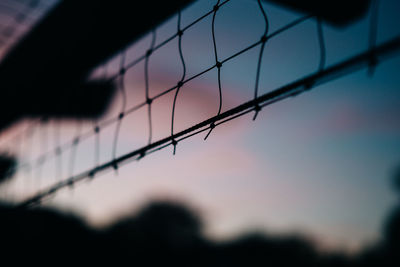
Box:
[15,35,400,209]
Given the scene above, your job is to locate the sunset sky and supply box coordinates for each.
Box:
[1,0,400,253]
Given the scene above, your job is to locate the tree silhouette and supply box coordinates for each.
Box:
[0,164,399,266]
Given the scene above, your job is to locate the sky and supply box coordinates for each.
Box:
[1,0,400,253]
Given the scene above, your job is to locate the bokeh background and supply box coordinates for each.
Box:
[0,0,400,254]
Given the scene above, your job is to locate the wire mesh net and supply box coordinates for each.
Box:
[0,0,399,209]
[0,0,59,58]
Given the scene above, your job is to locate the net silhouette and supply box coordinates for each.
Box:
[0,0,57,56]
[0,0,398,209]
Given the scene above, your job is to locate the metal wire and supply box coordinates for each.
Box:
[368,0,380,76]
[111,51,127,172]
[145,30,157,146]
[0,0,397,208]
[16,35,400,209]
[0,0,55,50]
[8,0,237,173]
[204,0,222,140]
[252,0,269,120]
[171,10,186,155]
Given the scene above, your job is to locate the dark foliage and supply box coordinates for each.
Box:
[0,192,399,266]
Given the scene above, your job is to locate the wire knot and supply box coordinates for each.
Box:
[146,49,153,57]
[48,188,57,194]
[118,112,125,119]
[146,98,153,105]
[213,4,219,11]
[88,168,98,179]
[304,80,314,90]
[253,104,262,121]
[94,126,100,133]
[112,160,118,170]
[177,29,183,37]
[261,35,267,43]
[177,81,184,87]
[119,68,126,75]
[67,180,74,188]
[204,122,216,140]
[171,139,178,155]
[216,61,222,69]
